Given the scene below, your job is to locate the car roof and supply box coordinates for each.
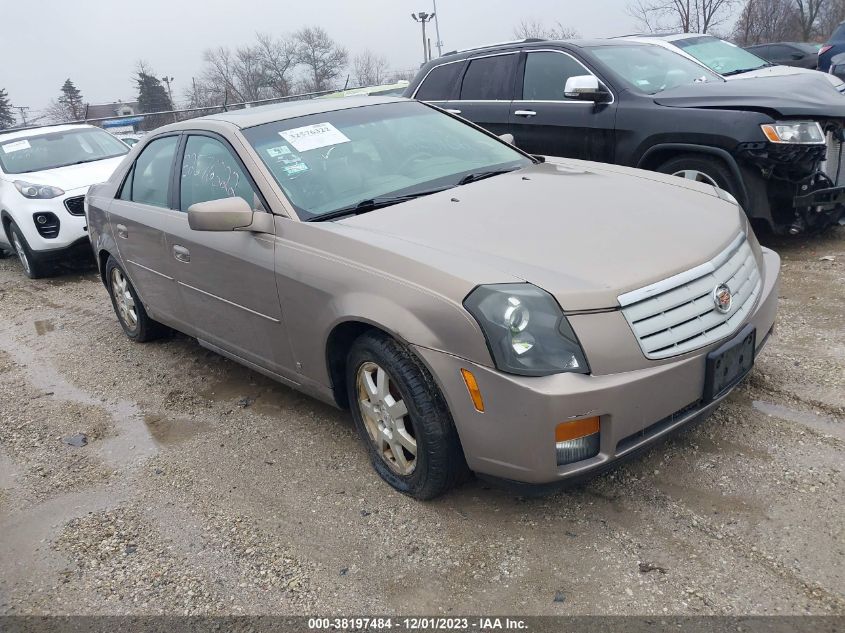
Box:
[192,95,408,130]
[433,38,650,62]
[626,32,711,42]
[0,123,96,142]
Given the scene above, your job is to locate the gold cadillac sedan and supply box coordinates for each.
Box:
[86,97,780,499]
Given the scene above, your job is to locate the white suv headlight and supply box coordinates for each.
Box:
[14,180,65,199]
[760,121,825,145]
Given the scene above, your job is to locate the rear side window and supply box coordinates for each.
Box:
[522,51,591,101]
[180,135,259,212]
[415,63,462,100]
[127,136,179,208]
[460,55,517,100]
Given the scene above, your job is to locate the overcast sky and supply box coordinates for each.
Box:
[0,0,734,117]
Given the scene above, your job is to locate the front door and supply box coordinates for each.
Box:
[167,132,296,376]
[108,134,190,331]
[509,49,617,162]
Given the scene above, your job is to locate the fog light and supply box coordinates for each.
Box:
[555,416,601,465]
[36,214,47,224]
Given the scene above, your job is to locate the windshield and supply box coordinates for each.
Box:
[673,36,769,75]
[589,44,723,94]
[242,101,532,220]
[0,127,128,174]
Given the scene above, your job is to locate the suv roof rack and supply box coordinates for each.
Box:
[443,38,547,57]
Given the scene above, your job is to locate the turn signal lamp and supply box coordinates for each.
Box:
[555,416,601,465]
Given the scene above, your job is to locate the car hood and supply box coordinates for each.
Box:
[654,74,845,117]
[726,64,843,88]
[3,155,125,192]
[335,160,743,311]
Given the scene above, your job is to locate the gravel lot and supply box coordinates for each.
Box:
[0,229,843,616]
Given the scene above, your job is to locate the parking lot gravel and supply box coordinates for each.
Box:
[0,229,843,616]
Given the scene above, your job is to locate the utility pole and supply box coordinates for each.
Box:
[411,12,435,63]
[432,0,443,57]
[15,106,29,127]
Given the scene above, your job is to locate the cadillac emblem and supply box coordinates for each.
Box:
[713,284,733,314]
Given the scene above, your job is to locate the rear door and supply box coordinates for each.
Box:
[451,52,518,135]
[108,134,191,330]
[165,132,296,376]
[509,49,617,162]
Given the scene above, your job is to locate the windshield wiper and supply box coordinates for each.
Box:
[457,167,518,186]
[309,188,451,222]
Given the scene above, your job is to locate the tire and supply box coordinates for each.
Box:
[346,331,468,500]
[656,154,738,197]
[8,222,52,279]
[105,256,168,342]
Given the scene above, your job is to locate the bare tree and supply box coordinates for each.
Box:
[732,0,800,45]
[353,50,390,86]
[44,100,76,124]
[794,0,827,39]
[628,0,737,33]
[294,26,348,92]
[256,32,298,97]
[512,19,580,39]
[200,46,246,104]
[818,0,845,38]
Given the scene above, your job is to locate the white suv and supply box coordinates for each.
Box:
[0,124,128,278]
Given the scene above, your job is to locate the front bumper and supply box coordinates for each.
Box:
[0,188,89,252]
[413,247,780,485]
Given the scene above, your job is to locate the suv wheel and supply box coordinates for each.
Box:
[346,331,468,500]
[657,154,736,196]
[105,256,168,342]
[9,222,51,279]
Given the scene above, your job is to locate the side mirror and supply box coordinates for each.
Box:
[498,133,515,145]
[790,52,804,60]
[564,75,607,101]
[187,197,273,233]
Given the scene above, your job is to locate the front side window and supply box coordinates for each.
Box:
[672,36,769,76]
[522,51,593,101]
[414,62,463,100]
[128,135,178,208]
[180,135,259,212]
[459,55,517,100]
[242,101,531,220]
[0,127,128,175]
[588,44,723,94]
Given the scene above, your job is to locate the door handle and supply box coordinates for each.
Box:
[514,110,537,117]
[115,224,128,239]
[172,244,190,263]
[444,108,462,115]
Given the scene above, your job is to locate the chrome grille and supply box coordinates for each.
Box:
[64,196,85,216]
[619,234,761,360]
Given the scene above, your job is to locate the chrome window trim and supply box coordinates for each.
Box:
[410,58,468,100]
[411,51,519,100]
[518,48,616,105]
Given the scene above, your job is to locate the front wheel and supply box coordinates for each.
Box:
[9,222,52,279]
[105,256,167,342]
[346,331,468,500]
[656,154,737,197]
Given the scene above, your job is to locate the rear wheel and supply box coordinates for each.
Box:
[105,256,168,342]
[9,222,52,279]
[346,331,468,500]
[656,154,737,196]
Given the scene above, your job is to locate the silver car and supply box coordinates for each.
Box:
[86,96,780,499]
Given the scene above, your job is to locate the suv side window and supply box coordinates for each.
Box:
[415,62,462,100]
[522,51,592,101]
[128,135,179,207]
[460,55,517,100]
[180,135,259,212]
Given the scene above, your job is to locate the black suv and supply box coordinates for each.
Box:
[405,39,845,234]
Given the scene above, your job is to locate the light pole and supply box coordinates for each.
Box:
[411,12,435,63]
[160,76,174,105]
[432,0,443,58]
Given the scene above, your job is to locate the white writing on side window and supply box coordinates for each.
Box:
[2,140,31,154]
[279,122,351,152]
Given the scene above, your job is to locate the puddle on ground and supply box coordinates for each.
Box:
[655,480,768,520]
[33,320,55,336]
[200,371,305,414]
[0,450,20,491]
[143,414,205,445]
[753,400,845,441]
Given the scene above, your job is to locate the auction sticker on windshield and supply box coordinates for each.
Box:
[279,122,350,152]
[2,140,31,153]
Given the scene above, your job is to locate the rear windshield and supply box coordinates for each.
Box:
[588,44,723,94]
[672,36,769,76]
[0,128,128,174]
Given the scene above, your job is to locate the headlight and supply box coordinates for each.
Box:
[464,283,589,376]
[14,180,65,199]
[760,121,825,144]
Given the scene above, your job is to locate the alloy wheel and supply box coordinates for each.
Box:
[110,267,138,330]
[672,169,719,187]
[11,233,30,275]
[356,361,417,475]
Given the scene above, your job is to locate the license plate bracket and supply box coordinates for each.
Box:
[703,325,756,402]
